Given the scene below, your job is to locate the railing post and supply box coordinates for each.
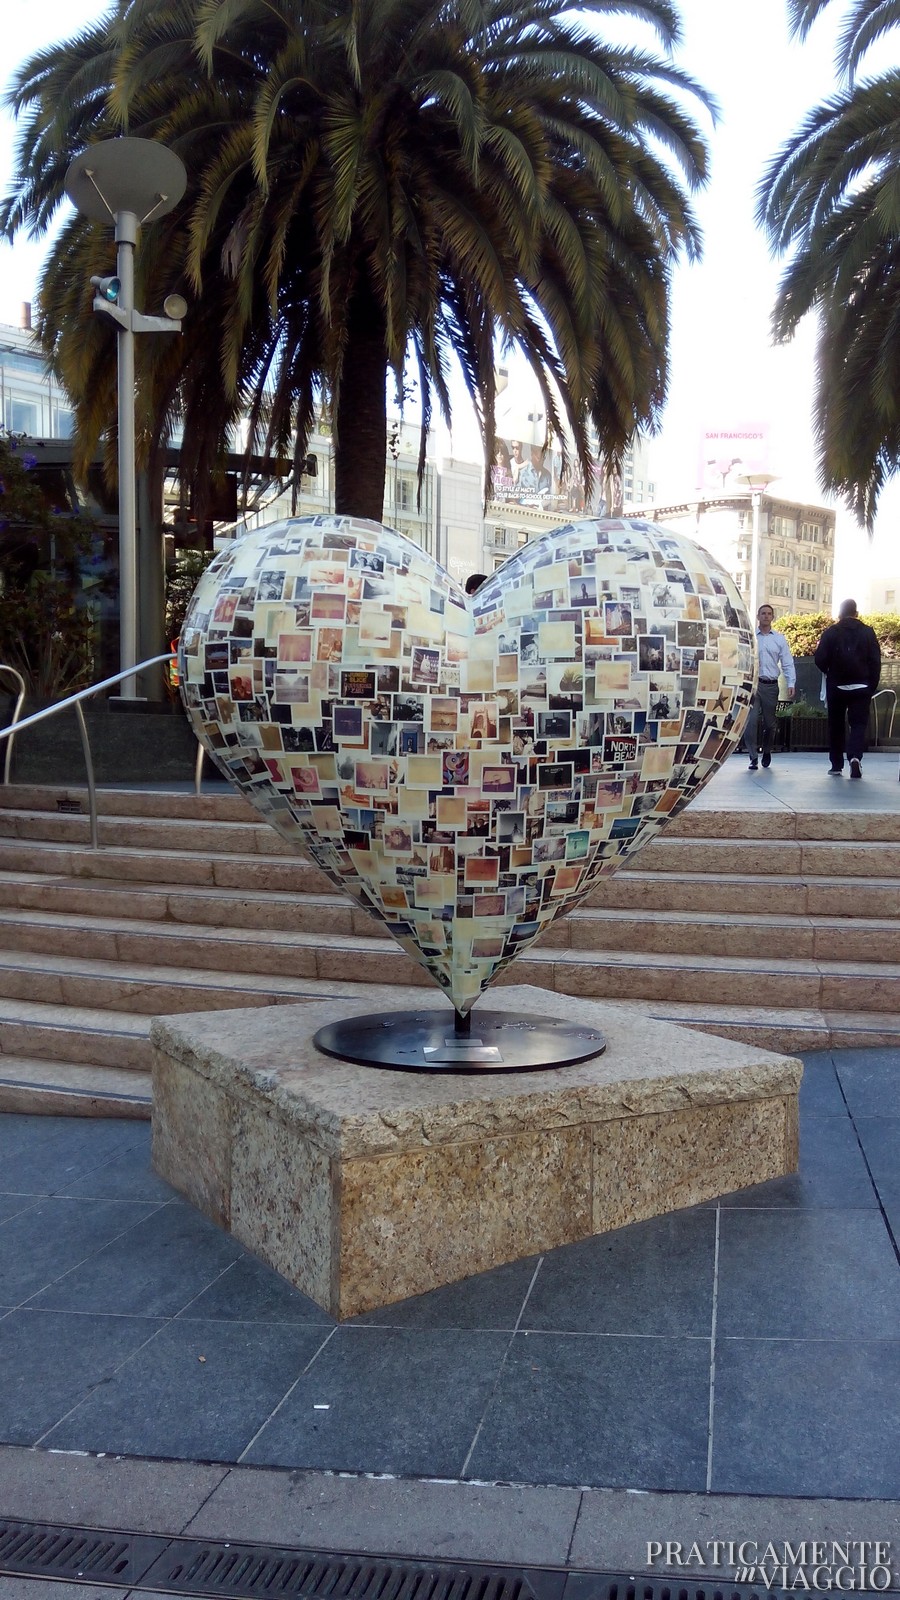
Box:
[0,666,26,786]
[74,701,100,849]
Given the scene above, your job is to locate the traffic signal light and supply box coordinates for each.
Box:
[90,274,121,303]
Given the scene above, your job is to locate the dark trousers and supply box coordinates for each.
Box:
[747,680,779,755]
[826,688,872,765]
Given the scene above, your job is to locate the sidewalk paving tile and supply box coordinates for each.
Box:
[0,1117,147,1196]
[716,1209,900,1338]
[242,1326,511,1476]
[39,1319,331,1462]
[853,1115,900,1184]
[0,1308,163,1445]
[27,1201,244,1318]
[520,1210,715,1336]
[711,1337,900,1498]
[175,1253,332,1326]
[183,1469,583,1564]
[464,1329,710,1491]
[796,1052,846,1114]
[0,1197,162,1306]
[0,1194,40,1224]
[834,1054,900,1117]
[0,1444,227,1534]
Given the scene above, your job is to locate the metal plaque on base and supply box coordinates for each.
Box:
[313,1009,607,1074]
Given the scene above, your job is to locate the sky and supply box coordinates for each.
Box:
[1,0,897,597]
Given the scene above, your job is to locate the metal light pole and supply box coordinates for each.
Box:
[65,138,187,697]
[738,472,776,618]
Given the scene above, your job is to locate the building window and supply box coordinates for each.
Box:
[773,515,797,539]
[797,580,818,601]
[5,399,38,434]
[886,590,896,607]
[394,477,414,512]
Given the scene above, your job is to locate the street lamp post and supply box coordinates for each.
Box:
[738,472,776,619]
[65,138,187,697]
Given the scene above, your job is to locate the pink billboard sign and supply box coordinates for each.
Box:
[698,424,769,491]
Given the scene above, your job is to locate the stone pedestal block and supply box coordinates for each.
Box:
[150,987,801,1320]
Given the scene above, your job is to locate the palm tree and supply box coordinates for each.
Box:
[3,0,713,523]
[758,0,900,525]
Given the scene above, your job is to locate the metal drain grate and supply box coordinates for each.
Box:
[0,1520,806,1600]
[0,1518,166,1585]
[142,1540,560,1599]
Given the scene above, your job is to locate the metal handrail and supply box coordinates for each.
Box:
[870,687,897,747]
[0,653,177,849]
[0,666,26,786]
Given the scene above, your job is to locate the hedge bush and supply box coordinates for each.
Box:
[778,611,900,658]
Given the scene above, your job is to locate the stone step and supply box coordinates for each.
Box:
[6,797,900,870]
[502,945,900,1013]
[0,907,383,980]
[666,806,900,843]
[5,783,900,842]
[0,998,154,1071]
[0,873,372,939]
[586,869,900,918]
[0,839,331,894]
[637,834,900,878]
[0,936,895,1015]
[5,833,900,922]
[0,948,368,1015]
[2,849,897,926]
[0,1055,151,1118]
[568,907,900,963]
[616,999,900,1054]
[0,783,254,824]
[1,896,899,971]
[0,807,293,858]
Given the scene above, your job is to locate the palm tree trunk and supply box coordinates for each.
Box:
[333,275,388,520]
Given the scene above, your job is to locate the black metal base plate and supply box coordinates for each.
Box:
[312,1010,607,1074]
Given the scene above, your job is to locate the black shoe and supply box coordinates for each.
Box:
[828,765,843,775]
[761,751,771,768]
[748,759,758,770]
[850,758,862,780]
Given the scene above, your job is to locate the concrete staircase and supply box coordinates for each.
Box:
[1,780,899,1116]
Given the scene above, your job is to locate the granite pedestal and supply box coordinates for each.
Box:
[150,986,801,1320]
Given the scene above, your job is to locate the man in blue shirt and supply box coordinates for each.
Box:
[747,604,796,770]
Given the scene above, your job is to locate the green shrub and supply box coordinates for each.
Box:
[0,431,98,701]
[779,610,900,658]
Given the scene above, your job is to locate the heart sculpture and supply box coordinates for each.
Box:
[179,515,756,1014]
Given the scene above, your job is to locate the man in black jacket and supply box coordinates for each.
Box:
[813,600,882,779]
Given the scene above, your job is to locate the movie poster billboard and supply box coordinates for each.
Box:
[490,437,611,515]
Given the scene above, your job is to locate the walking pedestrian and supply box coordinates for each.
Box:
[813,600,881,779]
[747,604,795,770]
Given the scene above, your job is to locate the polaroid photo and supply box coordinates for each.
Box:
[354,759,391,791]
[481,764,516,795]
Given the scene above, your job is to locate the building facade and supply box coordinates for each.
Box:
[629,491,835,619]
[0,309,74,441]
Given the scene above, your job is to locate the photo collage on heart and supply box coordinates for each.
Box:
[179,515,756,1011]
